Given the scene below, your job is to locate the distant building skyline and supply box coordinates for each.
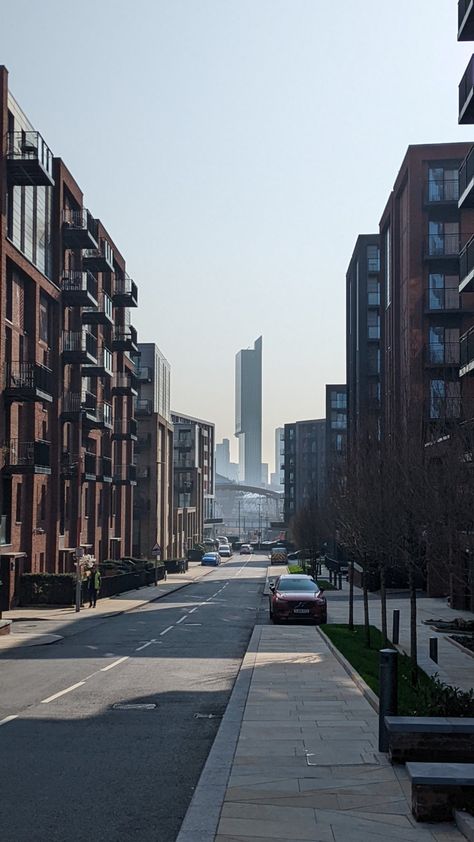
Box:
[235,336,262,486]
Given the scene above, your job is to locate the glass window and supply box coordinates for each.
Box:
[367,244,380,273]
[368,346,381,375]
[15,483,22,523]
[428,167,459,202]
[367,278,380,306]
[428,221,459,257]
[367,310,380,339]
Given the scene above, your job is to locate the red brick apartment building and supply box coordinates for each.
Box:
[0,66,138,602]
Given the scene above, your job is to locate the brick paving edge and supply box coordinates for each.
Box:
[175,624,262,842]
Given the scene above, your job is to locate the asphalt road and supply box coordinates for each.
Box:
[0,555,267,842]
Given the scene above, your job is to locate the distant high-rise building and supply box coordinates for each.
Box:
[261,463,268,486]
[272,427,284,488]
[215,438,231,476]
[235,336,262,485]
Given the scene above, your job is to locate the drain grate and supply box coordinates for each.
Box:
[112,703,157,710]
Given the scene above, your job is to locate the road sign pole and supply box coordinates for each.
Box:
[74,547,84,613]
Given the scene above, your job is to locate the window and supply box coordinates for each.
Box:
[428,221,459,257]
[368,346,381,375]
[335,434,344,453]
[84,485,89,518]
[385,227,391,307]
[367,310,380,339]
[428,167,459,202]
[367,278,380,306]
[331,411,346,430]
[428,273,459,310]
[39,293,51,346]
[331,392,347,409]
[367,244,380,273]
[15,483,22,523]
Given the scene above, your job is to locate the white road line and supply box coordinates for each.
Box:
[41,681,86,703]
[100,656,129,672]
[188,607,198,614]
[175,616,186,625]
[135,639,157,651]
[0,714,18,726]
[160,626,174,636]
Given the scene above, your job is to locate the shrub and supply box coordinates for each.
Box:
[288,564,304,574]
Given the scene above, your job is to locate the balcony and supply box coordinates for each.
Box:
[60,450,80,478]
[2,439,51,474]
[98,455,112,482]
[137,366,152,382]
[83,452,97,480]
[112,418,138,440]
[424,287,462,312]
[61,392,97,423]
[113,465,137,485]
[4,362,53,403]
[112,326,138,354]
[459,0,474,40]
[459,55,474,124]
[425,233,462,260]
[83,240,114,273]
[81,347,113,378]
[6,131,54,187]
[83,401,113,431]
[424,179,459,205]
[62,208,98,249]
[112,372,138,396]
[135,399,153,416]
[460,234,474,291]
[459,146,474,208]
[461,326,474,375]
[61,271,98,308]
[425,397,464,424]
[82,291,113,326]
[62,330,98,365]
[113,274,138,307]
[135,433,152,453]
[425,342,461,366]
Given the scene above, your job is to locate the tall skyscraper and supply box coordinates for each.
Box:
[235,336,262,485]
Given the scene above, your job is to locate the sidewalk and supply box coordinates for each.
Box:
[180,625,463,842]
[322,567,474,692]
[2,561,216,633]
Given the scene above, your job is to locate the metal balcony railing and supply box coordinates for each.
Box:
[459,146,474,203]
[3,439,50,469]
[136,399,153,415]
[113,465,137,483]
[112,373,137,391]
[425,287,461,310]
[459,54,474,122]
[461,326,474,369]
[459,0,474,39]
[6,131,54,182]
[137,366,151,381]
[426,342,461,365]
[95,402,113,428]
[62,330,97,358]
[4,361,53,394]
[98,456,112,479]
[424,179,459,203]
[62,208,98,241]
[61,270,98,299]
[113,274,138,305]
[84,452,97,476]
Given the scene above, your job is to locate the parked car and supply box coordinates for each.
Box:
[269,574,327,624]
[218,545,232,557]
[240,544,252,555]
[201,552,221,566]
[270,547,288,565]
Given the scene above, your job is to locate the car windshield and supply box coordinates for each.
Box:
[278,578,318,592]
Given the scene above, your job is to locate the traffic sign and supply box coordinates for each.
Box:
[151,543,161,558]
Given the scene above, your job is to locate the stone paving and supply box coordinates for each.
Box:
[214,625,463,842]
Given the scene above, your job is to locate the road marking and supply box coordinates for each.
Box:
[41,681,86,703]
[175,616,186,625]
[188,607,198,614]
[135,639,157,651]
[100,656,129,672]
[160,626,174,636]
[0,714,18,726]
[185,623,202,626]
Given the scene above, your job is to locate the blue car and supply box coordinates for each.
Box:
[201,552,221,566]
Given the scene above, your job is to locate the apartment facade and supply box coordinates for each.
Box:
[346,235,381,459]
[133,343,173,560]
[0,67,138,602]
[379,144,474,447]
[284,419,326,525]
[235,336,262,485]
[325,385,347,485]
[171,411,215,547]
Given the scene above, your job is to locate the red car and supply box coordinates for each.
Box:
[269,574,327,624]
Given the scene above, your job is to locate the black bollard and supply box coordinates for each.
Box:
[429,637,438,664]
[378,649,398,752]
[392,609,400,645]
[338,572,343,590]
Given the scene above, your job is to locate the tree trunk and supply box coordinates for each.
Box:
[363,557,371,648]
[408,562,418,686]
[380,563,388,645]
[348,559,354,631]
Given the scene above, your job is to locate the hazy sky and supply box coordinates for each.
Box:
[1,1,473,471]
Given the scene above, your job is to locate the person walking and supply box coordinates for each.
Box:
[88,564,101,608]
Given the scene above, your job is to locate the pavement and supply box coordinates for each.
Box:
[0,555,267,842]
[322,567,474,691]
[178,565,471,842]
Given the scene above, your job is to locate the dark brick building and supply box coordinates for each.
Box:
[0,66,138,603]
[283,419,326,525]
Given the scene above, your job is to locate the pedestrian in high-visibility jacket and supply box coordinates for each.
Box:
[88,565,101,608]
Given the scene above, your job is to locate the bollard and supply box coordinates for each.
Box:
[338,572,343,590]
[429,637,438,664]
[378,649,398,752]
[392,609,400,645]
